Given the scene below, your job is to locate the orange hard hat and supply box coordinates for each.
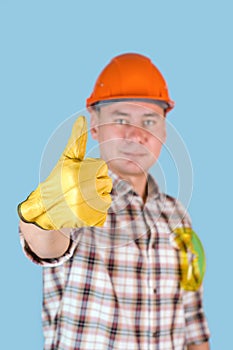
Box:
[86,53,175,113]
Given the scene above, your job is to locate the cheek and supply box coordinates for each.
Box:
[98,125,124,142]
[152,127,166,149]
[147,135,164,158]
[97,126,121,157]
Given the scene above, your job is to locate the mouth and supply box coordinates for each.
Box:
[120,151,148,157]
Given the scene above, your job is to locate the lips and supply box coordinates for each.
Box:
[120,151,148,157]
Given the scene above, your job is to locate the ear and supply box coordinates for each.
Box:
[88,107,100,141]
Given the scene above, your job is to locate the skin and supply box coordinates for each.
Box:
[90,101,166,201]
[90,101,210,349]
[21,101,167,257]
[188,344,210,350]
[20,100,210,349]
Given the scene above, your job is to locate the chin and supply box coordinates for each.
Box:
[116,161,149,177]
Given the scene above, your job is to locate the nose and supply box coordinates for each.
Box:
[125,124,147,144]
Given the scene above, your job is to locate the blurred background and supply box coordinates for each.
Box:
[1,1,232,349]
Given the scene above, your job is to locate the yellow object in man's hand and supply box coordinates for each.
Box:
[18,116,112,230]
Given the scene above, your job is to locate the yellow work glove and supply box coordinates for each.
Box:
[18,116,112,230]
[171,227,206,291]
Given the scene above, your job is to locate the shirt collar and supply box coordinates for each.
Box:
[108,169,160,201]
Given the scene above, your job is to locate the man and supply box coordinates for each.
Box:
[18,53,210,349]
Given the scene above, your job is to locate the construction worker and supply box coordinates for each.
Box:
[18,53,210,349]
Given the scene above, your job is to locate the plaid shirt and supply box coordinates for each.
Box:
[21,172,210,350]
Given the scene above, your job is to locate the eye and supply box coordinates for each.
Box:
[143,119,157,127]
[114,118,129,125]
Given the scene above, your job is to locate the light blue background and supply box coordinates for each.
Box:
[1,1,232,349]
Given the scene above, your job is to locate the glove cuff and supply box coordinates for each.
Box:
[18,186,44,224]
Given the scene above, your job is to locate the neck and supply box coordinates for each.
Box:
[111,169,148,202]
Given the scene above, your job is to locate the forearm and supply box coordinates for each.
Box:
[187,341,210,350]
[19,220,71,259]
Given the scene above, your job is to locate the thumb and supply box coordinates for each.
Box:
[61,116,88,160]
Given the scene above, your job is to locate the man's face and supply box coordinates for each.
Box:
[90,101,166,178]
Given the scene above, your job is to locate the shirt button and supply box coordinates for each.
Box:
[153,288,157,293]
[152,330,159,338]
[152,242,156,249]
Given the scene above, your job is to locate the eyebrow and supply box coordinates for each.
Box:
[143,112,161,117]
[111,110,162,117]
[111,110,130,117]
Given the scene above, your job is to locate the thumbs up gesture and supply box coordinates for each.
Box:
[18,116,112,230]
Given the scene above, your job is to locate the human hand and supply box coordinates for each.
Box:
[18,116,112,230]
